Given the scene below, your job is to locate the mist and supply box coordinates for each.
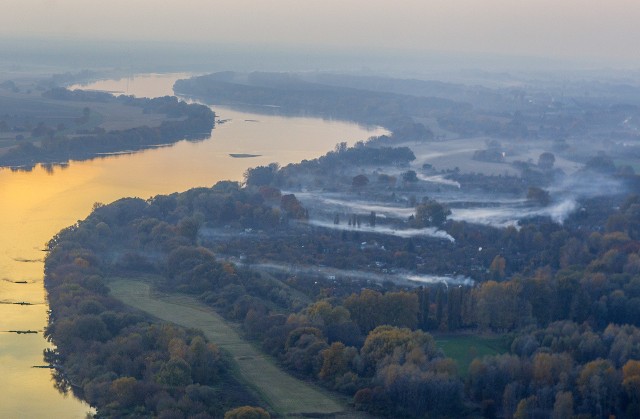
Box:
[293,159,627,231]
[234,259,470,287]
[4,1,640,70]
[307,219,455,242]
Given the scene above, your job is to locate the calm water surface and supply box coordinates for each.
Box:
[0,73,387,418]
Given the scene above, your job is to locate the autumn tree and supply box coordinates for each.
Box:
[577,359,621,417]
[280,194,307,219]
[361,326,439,374]
[623,360,640,416]
[318,342,360,393]
[489,255,506,280]
[224,406,270,419]
[552,391,574,419]
[475,280,528,331]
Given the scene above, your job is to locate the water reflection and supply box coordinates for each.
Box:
[0,73,387,418]
[70,72,189,98]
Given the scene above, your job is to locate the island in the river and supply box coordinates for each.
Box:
[229,153,261,158]
[0,81,214,169]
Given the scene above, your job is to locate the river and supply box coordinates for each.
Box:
[0,73,387,418]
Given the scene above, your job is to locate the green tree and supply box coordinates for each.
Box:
[402,170,418,183]
[380,291,419,330]
[527,186,550,205]
[345,289,382,333]
[538,152,556,170]
[110,377,141,409]
[155,357,192,387]
[414,200,450,228]
[244,163,279,186]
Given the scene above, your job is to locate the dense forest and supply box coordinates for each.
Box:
[43,138,640,418]
[0,89,214,168]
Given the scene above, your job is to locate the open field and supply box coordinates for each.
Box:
[109,279,352,418]
[435,334,509,376]
[0,84,169,151]
[409,136,583,176]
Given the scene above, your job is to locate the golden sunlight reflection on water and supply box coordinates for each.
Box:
[0,74,387,417]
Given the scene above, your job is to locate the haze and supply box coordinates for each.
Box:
[3,0,640,69]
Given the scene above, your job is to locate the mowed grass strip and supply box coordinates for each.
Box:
[109,279,345,417]
[436,334,508,376]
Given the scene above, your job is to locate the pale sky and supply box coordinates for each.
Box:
[4,0,640,67]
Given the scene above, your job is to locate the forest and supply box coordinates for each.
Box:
[43,137,640,417]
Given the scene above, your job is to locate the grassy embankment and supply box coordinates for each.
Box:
[109,279,357,418]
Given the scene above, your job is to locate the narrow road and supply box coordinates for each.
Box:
[109,279,346,417]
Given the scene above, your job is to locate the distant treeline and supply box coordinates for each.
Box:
[173,70,640,155]
[0,90,214,168]
[173,71,467,138]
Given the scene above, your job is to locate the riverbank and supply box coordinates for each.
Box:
[0,85,214,169]
[0,73,385,418]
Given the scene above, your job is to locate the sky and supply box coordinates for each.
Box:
[3,0,640,68]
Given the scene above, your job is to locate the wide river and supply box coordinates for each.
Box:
[0,73,387,418]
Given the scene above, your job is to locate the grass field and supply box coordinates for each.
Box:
[109,279,352,418]
[0,85,168,151]
[435,334,509,376]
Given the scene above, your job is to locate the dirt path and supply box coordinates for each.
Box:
[109,279,347,418]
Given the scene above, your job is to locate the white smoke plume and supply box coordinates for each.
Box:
[307,219,455,242]
[416,173,461,188]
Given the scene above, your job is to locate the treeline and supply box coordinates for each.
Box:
[173,71,640,151]
[44,244,261,418]
[0,91,214,168]
[467,321,640,418]
[44,184,322,417]
[45,184,468,417]
[213,193,640,417]
[45,171,640,417]
[173,71,466,134]
[244,143,416,190]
